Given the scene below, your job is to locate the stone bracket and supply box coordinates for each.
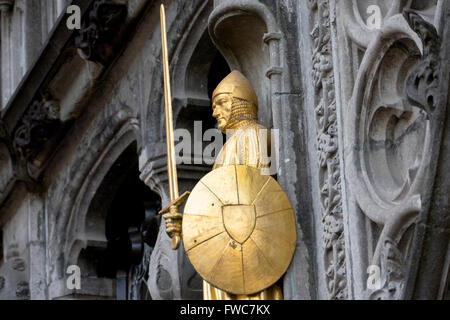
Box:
[75,0,128,64]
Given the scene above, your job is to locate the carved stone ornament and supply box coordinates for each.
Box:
[404,10,441,118]
[15,281,30,299]
[368,237,405,300]
[308,0,347,300]
[127,207,160,300]
[13,98,60,160]
[127,205,161,266]
[75,0,127,63]
[341,0,441,300]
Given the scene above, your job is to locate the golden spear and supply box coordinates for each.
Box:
[159,4,190,250]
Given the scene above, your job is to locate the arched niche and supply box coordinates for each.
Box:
[184,31,230,102]
[168,0,231,170]
[175,30,230,168]
[63,118,141,263]
[54,114,161,300]
[92,142,161,300]
[66,140,162,300]
[175,29,230,125]
[208,0,285,129]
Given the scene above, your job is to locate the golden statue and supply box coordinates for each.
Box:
[162,71,296,300]
[159,4,295,301]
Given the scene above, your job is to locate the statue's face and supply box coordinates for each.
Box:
[212,93,232,132]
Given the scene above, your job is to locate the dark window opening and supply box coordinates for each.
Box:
[98,165,161,279]
[177,47,230,163]
[208,52,231,99]
[79,142,161,300]
[208,51,231,144]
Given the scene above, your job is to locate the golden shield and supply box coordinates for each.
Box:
[182,165,297,295]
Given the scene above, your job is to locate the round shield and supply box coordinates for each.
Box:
[182,165,297,295]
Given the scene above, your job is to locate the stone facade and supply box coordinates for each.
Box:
[0,0,448,300]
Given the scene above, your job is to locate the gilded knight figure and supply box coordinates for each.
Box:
[162,70,296,300]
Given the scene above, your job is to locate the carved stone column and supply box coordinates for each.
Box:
[140,149,207,300]
[0,0,14,108]
[308,0,348,300]
[140,155,180,300]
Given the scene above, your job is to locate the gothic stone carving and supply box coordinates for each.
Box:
[309,0,347,300]
[128,245,153,300]
[404,10,441,118]
[75,0,127,64]
[13,98,60,161]
[0,246,30,300]
[142,157,205,300]
[15,281,30,299]
[369,237,406,300]
[340,0,441,300]
[126,203,161,299]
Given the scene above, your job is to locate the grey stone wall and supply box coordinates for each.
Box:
[0,0,448,300]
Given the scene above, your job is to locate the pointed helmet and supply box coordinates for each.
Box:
[212,70,258,108]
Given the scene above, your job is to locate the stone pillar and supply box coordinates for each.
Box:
[140,148,207,300]
[27,194,47,300]
[0,0,14,108]
[263,32,283,131]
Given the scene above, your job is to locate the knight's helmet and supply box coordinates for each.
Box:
[212,70,258,129]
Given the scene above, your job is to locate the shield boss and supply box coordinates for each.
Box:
[182,165,297,295]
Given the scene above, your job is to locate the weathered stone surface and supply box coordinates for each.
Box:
[335,0,447,299]
[75,0,128,63]
[0,0,448,301]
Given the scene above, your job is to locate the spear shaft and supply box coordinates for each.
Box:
[160,5,190,250]
[160,4,179,201]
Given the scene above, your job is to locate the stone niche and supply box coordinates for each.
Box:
[208,0,284,129]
